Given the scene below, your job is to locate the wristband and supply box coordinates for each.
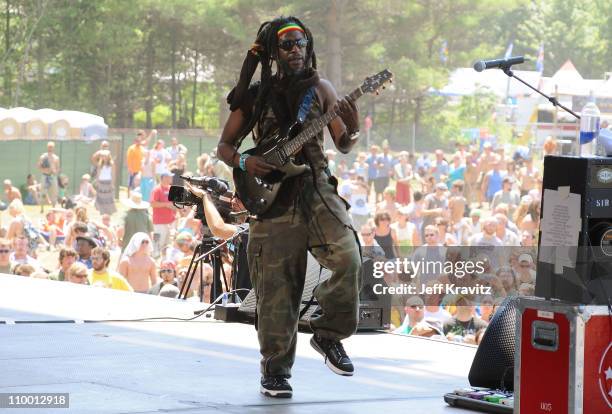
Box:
[239,153,250,171]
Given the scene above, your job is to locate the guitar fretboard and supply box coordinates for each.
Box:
[282,87,363,156]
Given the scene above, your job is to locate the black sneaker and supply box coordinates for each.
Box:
[260,376,292,398]
[310,334,354,376]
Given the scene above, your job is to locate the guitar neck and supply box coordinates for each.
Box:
[282,87,363,156]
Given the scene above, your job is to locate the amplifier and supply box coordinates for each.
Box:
[237,253,391,331]
[299,302,386,331]
[357,304,384,330]
[536,155,612,304]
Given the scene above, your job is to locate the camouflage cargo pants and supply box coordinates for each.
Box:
[247,172,361,378]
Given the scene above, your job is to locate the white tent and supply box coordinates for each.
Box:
[440,60,609,100]
[540,60,586,96]
[0,108,108,140]
[596,78,612,98]
[61,111,108,139]
[437,67,544,99]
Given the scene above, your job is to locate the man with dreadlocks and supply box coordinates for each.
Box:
[218,17,362,398]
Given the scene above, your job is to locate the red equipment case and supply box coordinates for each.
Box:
[515,297,612,413]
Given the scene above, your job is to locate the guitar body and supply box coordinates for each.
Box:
[233,123,309,215]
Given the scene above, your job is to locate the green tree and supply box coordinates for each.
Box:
[0,0,608,144]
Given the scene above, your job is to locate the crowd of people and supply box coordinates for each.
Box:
[333,139,543,344]
[0,131,231,300]
[0,129,548,345]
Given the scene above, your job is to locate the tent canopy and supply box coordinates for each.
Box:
[0,107,108,140]
[439,60,612,100]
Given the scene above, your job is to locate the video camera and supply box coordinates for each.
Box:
[168,176,237,224]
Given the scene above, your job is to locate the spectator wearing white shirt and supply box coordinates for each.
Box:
[339,171,370,230]
[516,253,536,285]
[168,137,187,161]
[491,176,520,217]
[391,207,419,256]
[431,149,449,182]
[495,213,520,246]
[9,236,41,270]
[150,139,172,179]
[469,216,504,268]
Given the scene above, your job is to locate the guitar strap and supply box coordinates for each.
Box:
[245,85,316,150]
[296,86,316,125]
[290,86,317,166]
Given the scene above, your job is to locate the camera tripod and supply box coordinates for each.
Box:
[178,228,248,303]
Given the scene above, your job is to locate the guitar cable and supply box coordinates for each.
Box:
[39,289,254,324]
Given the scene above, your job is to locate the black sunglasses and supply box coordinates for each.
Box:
[278,38,308,52]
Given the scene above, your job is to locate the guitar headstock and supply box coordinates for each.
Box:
[360,69,393,95]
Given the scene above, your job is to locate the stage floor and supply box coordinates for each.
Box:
[0,275,476,413]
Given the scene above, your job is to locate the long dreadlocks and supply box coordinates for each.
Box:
[227,16,317,147]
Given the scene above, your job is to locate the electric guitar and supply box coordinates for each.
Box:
[233,69,393,215]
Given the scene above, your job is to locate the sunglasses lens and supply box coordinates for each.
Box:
[279,38,307,51]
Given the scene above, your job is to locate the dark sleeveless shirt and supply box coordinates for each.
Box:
[250,79,329,218]
[375,230,396,259]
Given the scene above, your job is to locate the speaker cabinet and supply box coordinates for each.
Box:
[239,253,390,331]
[536,155,612,304]
[468,296,518,390]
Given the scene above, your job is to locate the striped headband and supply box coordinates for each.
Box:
[277,23,305,37]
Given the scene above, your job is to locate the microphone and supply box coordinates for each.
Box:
[473,56,525,72]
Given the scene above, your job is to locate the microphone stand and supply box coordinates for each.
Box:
[500,65,580,120]
[500,64,582,303]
